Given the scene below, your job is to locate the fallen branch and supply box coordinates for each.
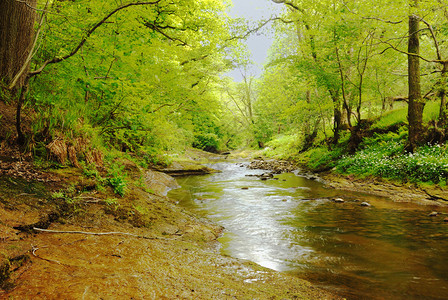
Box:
[422,189,448,202]
[33,227,171,240]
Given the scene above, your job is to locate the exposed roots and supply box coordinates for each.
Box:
[46,137,103,168]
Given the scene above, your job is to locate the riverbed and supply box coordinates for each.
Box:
[169,161,448,299]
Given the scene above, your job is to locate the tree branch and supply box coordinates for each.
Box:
[28,1,162,78]
[226,18,278,41]
[14,0,58,15]
[420,17,442,61]
[143,22,188,46]
[378,37,445,64]
[271,0,303,12]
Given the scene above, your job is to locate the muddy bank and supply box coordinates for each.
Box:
[0,154,339,299]
[319,172,448,207]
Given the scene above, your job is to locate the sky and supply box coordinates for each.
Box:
[226,0,283,81]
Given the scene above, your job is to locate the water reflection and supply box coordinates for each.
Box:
[169,162,448,299]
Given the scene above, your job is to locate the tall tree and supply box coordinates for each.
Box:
[407,1,424,152]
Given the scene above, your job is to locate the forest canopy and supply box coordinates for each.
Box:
[1,0,448,184]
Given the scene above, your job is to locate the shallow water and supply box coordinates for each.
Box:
[168,162,448,299]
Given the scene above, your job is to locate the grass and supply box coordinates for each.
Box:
[372,100,440,129]
[372,106,407,129]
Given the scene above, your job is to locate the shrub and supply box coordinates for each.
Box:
[106,164,127,197]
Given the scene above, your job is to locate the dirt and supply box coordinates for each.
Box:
[0,151,340,299]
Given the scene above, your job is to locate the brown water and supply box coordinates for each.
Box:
[169,162,448,300]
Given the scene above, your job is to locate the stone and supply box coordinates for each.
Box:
[332,198,345,203]
[429,211,439,217]
[361,202,371,207]
[444,217,448,223]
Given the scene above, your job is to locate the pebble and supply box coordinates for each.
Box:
[361,202,371,207]
[429,211,439,217]
[333,198,345,203]
[241,187,249,190]
[444,218,448,223]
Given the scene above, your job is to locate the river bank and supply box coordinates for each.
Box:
[319,171,448,208]
[0,150,340,299]
[243,153,448,208]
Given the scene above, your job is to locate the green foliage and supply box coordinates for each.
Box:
[305,145,346,170]
[372,101,441,130]
[262,134,303,159]
[83,166,101,179]
[12,0,448,190]
[106,163,127,197]
[423,100,441,122]
[51,190,76,204]
[24,0,241,171]
[336,134,448,184]
[193,132,220,152]
[104,198,118,207]
[372,107,408,129]
[51,191,65,199]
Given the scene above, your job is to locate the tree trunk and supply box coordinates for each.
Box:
[0,0,37,144]
[407,12,424,152]
[0,0,37,89]
[330,90,342,144]
[439,63,448,127]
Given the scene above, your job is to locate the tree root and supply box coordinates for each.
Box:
[422,189,448,202]
[33,227,173,240]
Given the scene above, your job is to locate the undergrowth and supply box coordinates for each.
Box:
[336,141,448,185]
[299,125,448,186]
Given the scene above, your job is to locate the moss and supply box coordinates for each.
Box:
[0,256,11,284]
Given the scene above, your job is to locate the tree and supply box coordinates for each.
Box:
[0,0,37,90]
[1,0,238,150]
[407,1,424,152]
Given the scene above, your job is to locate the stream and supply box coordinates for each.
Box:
[168,161,448,299]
